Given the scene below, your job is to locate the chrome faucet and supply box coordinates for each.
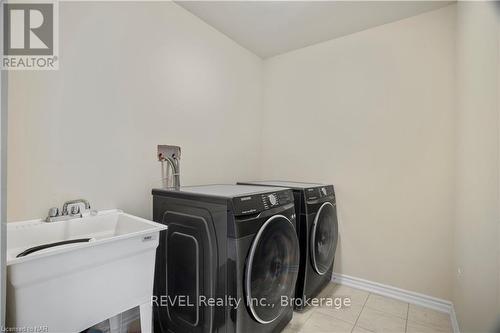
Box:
[158,145,181,190]
[62,199,91,215]
[46,199,93,222]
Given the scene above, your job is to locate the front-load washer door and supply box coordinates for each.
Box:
[245,215,299,324]
[310,202,338,275]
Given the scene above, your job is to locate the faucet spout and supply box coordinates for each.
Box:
[62,199,91,215]
[45,198,92,222]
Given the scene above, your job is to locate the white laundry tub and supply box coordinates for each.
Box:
[6,209,166,333]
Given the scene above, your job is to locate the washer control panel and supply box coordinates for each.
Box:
[233,189,293,216]
[305,185,335,202]
[262,192,288,209]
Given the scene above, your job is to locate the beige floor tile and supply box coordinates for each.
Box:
[284,309,315,332]
[315,302,364,324]
[406,320,452,333]
[327,283,370,306]
[299,311,353,333]
[408,305,452,331]
[352,326,375,333]
[364,294,408,319]
[282,324,301,333]
[317,282,338,297]
[356,307,406,333]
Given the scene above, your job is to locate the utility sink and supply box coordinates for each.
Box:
[6,209,167,333]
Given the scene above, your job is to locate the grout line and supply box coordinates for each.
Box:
[404,303,409,333]
[313,308,357,326]
[351,292,371,332]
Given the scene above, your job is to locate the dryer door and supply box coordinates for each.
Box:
[310,202,338,275]
[245,215,299,324]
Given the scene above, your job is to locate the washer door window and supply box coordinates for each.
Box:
[245,215,299,324]
[311,202,338,275]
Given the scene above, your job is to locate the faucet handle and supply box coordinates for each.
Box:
[48,207,59,218]
[70,205,80,215]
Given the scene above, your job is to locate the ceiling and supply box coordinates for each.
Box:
[176,1,453,58]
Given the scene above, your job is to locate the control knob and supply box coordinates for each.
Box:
[268,194,278,206]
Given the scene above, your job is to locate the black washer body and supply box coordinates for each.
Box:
[152,184,299,333]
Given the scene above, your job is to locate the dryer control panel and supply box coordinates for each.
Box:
[305,185,335,202]
[233,189,293,216]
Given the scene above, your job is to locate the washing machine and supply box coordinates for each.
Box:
[152,184,300,333]
[237,181,338,311]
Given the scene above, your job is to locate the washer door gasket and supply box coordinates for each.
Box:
[310,202,338,275]
[245,214,300,324]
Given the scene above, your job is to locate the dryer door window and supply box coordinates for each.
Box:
[245,215,299,324]
[311,202,338,275]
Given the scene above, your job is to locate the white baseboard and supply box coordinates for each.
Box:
[450,304,460,333]
[332,273,460,333]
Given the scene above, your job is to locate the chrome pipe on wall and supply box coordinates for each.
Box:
[158,145,181,190]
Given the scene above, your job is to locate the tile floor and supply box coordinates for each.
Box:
[283,283,453,333]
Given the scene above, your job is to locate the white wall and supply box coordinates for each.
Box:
[7,2,263,221]
[454,2,499,332]
[260,6,456,299]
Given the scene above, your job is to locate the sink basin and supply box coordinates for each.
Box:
[6,209,167,332]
